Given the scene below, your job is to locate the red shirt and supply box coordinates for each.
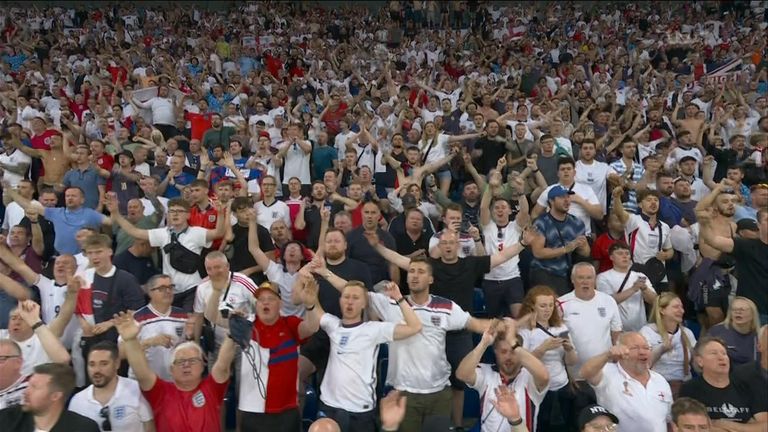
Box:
[592,232,624,273]
[320,103,348,135]
[94,153,114,191]
[350,201,364,228]
[185,112,213,140]
[189,203,221,249]
[247,316,307,413]
[143,375,228,432]
[30,129,59,150]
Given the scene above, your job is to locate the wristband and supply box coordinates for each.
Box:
[473,237,482,242]
[531,169,540,173]
[31,321,45,331]
[306,304,316,311]
[395,297,406,305]
[520,241,529,247]
[508,417,523,426]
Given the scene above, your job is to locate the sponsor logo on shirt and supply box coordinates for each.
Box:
[192,390,206,408]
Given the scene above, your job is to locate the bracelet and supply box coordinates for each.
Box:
[395,297,406,305]
[473,237,482,242]
[31,321,45,331]
[306,304,316,311]
[531,169,539,173]
[520,241,529,247]
[508,417,523,426]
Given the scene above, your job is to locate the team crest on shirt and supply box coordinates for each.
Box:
[597,307,606,318]
[431,315,441,327]
[272,211,278,218]
[208,215,216,223]
[175,327,184,337]
[114,406,125,420]
[339,335,349,347]
[192,390,206,407]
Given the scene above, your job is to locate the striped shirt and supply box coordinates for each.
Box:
[0,374,29,410]
[608,158,645,214]
[124,304,188,381]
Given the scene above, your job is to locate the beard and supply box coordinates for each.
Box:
[325,248,345,261]
[90,373,113,388]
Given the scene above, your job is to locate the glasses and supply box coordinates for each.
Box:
[168,208,189,214]
[587,424,617,432]
[150,285,175,293]
[173,357,202,367]
[0,355,21,362]
[100,406,112,431]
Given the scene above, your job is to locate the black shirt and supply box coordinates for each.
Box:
[302,204,332,251]
[732,362,768,414]
[392,229,430,294]
[732,238,768,315]
[113,250,160,285]
[474,136,508,176]
[319,257,372,317]
[228,223,275,283]
[429,256,491,311]
[346,227,397,285]
[18,216,56,261]
[0,406,100,432]
[91,268,145,324]
[679,376,761,423]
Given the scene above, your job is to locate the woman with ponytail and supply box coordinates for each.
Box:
[640,292,696,396]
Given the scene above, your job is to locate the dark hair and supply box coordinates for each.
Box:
[671,398,709,425]
[88,341,119,361]
[693,336,728,357]
[608,242,630,255]
[33,363,76,399]
[167,198,191,210]
[443,203,463,215]
[409,255,433,274]
[637,189,661,202]
[557,156,576,169]
[231,196,253,211]
[726,165,744,174]
[189,179,209,189]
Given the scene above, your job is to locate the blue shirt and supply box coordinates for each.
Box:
[44,207,105,254]
[609,159,644,214]
[62,166,106,209]
[311,144,336,181]
[164,172,196,199]
[530,212,586,278]
[238,56,259,75]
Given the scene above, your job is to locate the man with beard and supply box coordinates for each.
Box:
[299,225,372,381]
[69,342,154,432]
[202,113,236,151]
[575,140,614,214]
[131,84,179,140]
[613,189,674,290]
[0,363,98,431]
[294,181,333,250]
[580,332,673,432]
[691,181,738,327]
[456,318,549,432]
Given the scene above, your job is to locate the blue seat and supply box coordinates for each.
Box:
[473,287,487,317]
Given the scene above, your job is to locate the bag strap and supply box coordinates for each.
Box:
[549,213,572,268]
[421,137,437,163]
[616,270,633,293]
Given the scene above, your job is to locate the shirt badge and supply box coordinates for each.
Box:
[192,390,206,408]
[597,307,606,318]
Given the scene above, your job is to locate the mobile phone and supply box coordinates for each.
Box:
[558,330,570,339]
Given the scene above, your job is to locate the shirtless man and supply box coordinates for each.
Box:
[692,180,738,328]
[382,139,458,191]
[6,124,69,191]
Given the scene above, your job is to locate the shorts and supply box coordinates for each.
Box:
[702,277,730,314]
[481,277,524,317]
[445,330,473,390]
[240,408,301,432]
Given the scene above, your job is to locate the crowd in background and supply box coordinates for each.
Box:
[0,1,767,432]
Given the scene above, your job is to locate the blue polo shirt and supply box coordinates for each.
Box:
[530,212,587,278]
[62,166,106,209]
[164,172,196,199]
[44,206,106,254]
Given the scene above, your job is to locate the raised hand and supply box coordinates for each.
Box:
[480,319,500,347]
[489,385,522,422]
[113,311,140,341]
[379,390,407,431]
[105,191,119,214]
[17,300,42,326]
[383,282,404,301]
[609,345,630,362]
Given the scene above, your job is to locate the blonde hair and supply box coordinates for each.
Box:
[650,292,691,350]
[723,297,760,333]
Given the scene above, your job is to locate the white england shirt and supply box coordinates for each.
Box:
[69,376,153,432]
[482,220,523,281]
[469,364,547,432]
[640,324,696,382]
[520,325,571,391]
[575,160,615,214]
[596,269,656,332]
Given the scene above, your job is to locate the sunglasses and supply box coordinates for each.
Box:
[750,183,768,191]
[100,406,112,431]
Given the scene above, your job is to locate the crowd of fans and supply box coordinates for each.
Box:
[0,1,767,431]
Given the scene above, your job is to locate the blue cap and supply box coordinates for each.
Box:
[547,185,575,200]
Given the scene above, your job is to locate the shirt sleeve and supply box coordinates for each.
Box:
[190,226,213,248]
[596,273,613,295]
[193,286,206,314]
[446,302,471,331]
[536,186,550,208]
[608,298,623,332]
[320,313,340,333]
[373,321,397,344]
[368,292,401,322]
[147,228,169,248]
[467,363,489,390]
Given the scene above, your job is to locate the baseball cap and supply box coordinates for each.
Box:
[547,185,575,200]
[736,218,759,233]
[577,405,620,429]
[118,150,135,164]
[255,281,280,298]
[678,156,697,164]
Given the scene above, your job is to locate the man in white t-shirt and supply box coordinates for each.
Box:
[456,318,549,432]
[533,157,603,236]
[0,145,31,199]
[559,263,622,381]
[276,124,311,195]
[580,332,673,432]
[612,188,674,289]
[1,180,38,235]
[254,175,291,230]
[69,341,154,432]
[108,195,226,312]
[575,140,615,214]
[360,257,493,432]
[596,242,658,332]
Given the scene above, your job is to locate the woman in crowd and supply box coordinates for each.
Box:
[519,286,578,432]
[707,297,761,366]
[640,292,696,397]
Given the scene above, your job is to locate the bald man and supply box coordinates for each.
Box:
[308,418,341,432]
[581,332,672,432]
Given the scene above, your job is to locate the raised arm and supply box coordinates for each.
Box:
[210,332,236,384]
[367,231,412,270]
[456,321,497,386]
[610,186,630,225]
[18,300,71,364]
[247,208,276,273]
[106,193,150,240]
[295,274,324,339]
[114,311,157,391]
[382,282,422,340]
[205,201,228,242]
[48,276,81,338]
[581,345,629,386]
[0,243,39,286]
